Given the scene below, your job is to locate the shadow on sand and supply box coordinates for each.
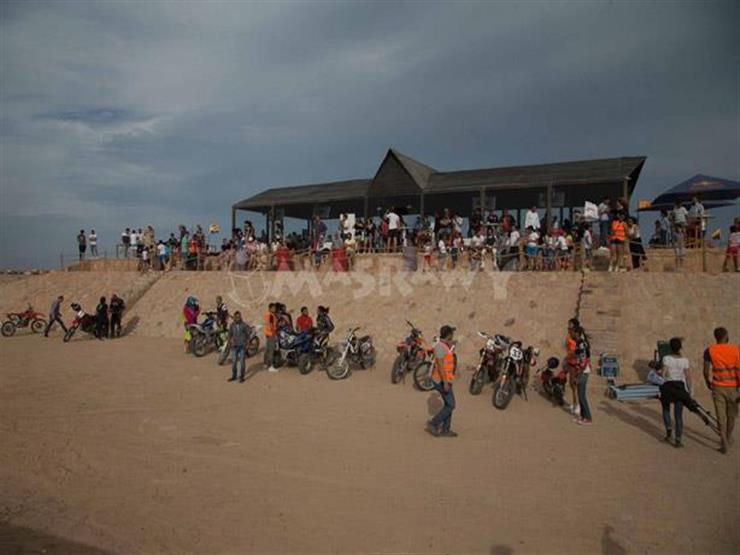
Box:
[0,521,115,555]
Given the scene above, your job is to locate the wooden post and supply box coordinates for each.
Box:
[546,182,553,233]
[622,176,630,204]
[231,207,236,233]
[420,193,425,218]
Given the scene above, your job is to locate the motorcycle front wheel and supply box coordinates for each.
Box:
[327,356,351,380]
[492,377,515,410]
[391,354,407,384]
[469,367,485,395]
[298,353,315,375]
[413,361,435,391]
[191,335,209,357]
[63,326,76,343]
[1,321,16,337]
[31,319,47,334]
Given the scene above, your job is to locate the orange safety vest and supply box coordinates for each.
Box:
[431,341,456,383]
[263,311,277,337]
[565,336,577,365]
[610,220,626,242]
[708,343,740,388]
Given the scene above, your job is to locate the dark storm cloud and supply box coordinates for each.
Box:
[0,0,737,268]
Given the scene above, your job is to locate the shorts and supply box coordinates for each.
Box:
[611,239,624,245]
[388,229,400,240]
[584,248,593,259]
[525,245,538,258]
[726,246,738,256]
[78,245,86,253]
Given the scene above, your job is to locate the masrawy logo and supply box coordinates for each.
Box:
[228,262,513,307]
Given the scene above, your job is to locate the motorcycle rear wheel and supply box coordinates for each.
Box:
[327,357,351,380]
[31,319,47,334]
[469,368,485,395]
[492,377,515,410]
[413,361,435,391]
[1,321,16,337]
[298,353,314,375]
[391,355,406,384]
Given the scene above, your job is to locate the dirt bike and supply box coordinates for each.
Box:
[391,320,429,384]
[1,305,47,337]
[189,311,220,357]
[216,324,262,366]
[492,341,539,410]
[326,327,375,380]
[273,327,330,375]
[469,331,510,395]
[412,337,455,392]
[63,313,98,342]
[537,356,567,406]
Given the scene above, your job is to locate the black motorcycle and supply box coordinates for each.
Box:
[391,321,428,384]
[492,341,538,410]
[469,331,509,395]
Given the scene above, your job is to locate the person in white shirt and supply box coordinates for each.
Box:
[386,209,400,253]
[659,337,693,448]
[597,197,611,248]
[582,228,593,270]
[129,229,139,251]
[437,238,448,270]
[722,224,739,272]
[88,230,98,257]
[525,206,541,231]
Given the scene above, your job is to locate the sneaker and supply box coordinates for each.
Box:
[719,444,728,455]
[663,432,673,443]
[267,367,279,373]
[674,439,683,448]
[239,377,246,383]
[425,421,440,437]
[577,419,592,426]
[227,377,237,382]
[440,430,458,438]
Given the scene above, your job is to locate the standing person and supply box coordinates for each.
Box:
[571,324,592,425]
[426,325,458,438]
[296,306,313,332]
[44,295,67,337]
[183,297,200,353]
[525,206,541,232]
[721,224,739,272]
[627,217,646,270]
[703,327,740,454]
[659,337,693,448]
[608,211,627,271]
[121,228,131,258]
[671,200,689,269]
[658,210,670,246]
[263,303,279,372]
[77,230,87,261]
[387,208,400,253]
[95,296,108,339]
[89,229,98,257]
[227,311,249,383]
[130,228,139,257]
[597,198,611,248]
[564,318,581,415]
[582,226,593,270]
[109,294,125,338]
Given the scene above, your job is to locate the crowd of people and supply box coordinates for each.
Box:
[74,196,738,273]
[43,293,126,339]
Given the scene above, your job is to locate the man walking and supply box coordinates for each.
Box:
[703,327,740,454]
[263,303,279,372]
[227,311,250,383]
[44,295,67,337]
[426,325,458,438]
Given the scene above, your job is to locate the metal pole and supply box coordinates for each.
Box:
[420,193,425,218]
[546,182,553,233]
[231,207,236,233]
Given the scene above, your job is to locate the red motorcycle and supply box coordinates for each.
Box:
[537,357,567,406]
[1,305,47,337]
[391,320,430,384]
[492,342,539,410]
[63,303,98,342]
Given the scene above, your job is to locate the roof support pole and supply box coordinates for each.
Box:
[622,176,630,205]
[479,187,485,217]
[231,207,236,234]
[545,182,553,234]
[363,194,369,219]
[420,193,425,218]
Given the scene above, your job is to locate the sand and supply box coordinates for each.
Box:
[1,269,739,554]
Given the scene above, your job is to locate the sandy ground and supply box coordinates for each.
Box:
[1,332,738,555]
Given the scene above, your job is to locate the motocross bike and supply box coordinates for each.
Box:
[1,305,47,337]
[536,357,567,406]
[469,331,510,395]
[492,341,539,410]
[63,313,98,342]
[216,324,262,365]
[412,337,456,392]
[391,320,429,384]
[273,327,329,375]
[188,311,219,357]
[326,327,375,380]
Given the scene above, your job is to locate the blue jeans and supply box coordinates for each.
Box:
[661,398,684,439]
[231,345,246,379]
[577,373,592,421]
[430,382,455,432]
[599,220,610,246]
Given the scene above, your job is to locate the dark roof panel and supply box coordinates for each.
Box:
[233,179,370,210]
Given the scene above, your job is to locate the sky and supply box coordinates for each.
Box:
[0,0,738,268]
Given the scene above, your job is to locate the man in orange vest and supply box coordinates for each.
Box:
[426,325,458,438]
[608,210,627,272]
[263,303,279,373]
[703,327,740,454]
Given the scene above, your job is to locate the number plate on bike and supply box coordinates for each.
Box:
[509,347,523,361]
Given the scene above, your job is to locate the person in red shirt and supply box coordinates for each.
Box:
[296,306,313,333]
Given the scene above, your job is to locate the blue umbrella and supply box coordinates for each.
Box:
[649,174,740,209]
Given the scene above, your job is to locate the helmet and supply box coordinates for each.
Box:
[186,296,198,307]
[547,357,560,369]
[70,302,81,311]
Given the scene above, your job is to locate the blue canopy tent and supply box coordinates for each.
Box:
[640,174,740,211]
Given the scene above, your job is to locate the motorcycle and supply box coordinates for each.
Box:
[412,336,454,392]
[492,341,539,410]
[273,327,330,375]
[188,311,219,357]
[537,357,567,406]
[469,331,510,395]
[216,324,262,366]
[1,305,47,337]
[326,327,376,380]
[391,320,429,384]
[63,307,98,342]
